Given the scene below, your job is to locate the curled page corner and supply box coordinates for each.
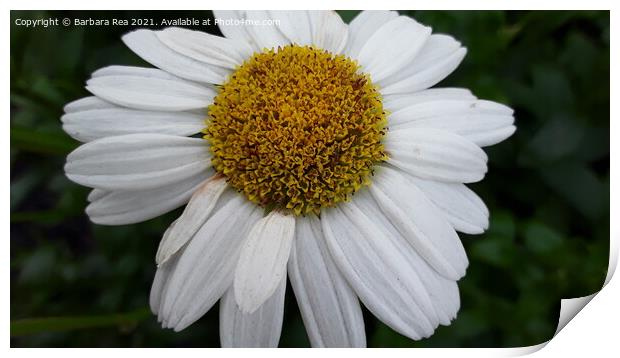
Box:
[503,236,618,356]
[554,294,597,335]
[550,238,618,337]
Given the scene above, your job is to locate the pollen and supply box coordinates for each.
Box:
[205,45,387,216]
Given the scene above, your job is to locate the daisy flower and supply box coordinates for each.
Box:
[62,10,515,347]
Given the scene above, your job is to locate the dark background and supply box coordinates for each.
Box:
[10,10,610,347]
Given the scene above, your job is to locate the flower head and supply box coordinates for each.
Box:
[63,10,515,347]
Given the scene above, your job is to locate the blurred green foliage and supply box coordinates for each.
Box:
[10,10,609,347]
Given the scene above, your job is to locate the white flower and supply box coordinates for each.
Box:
[62,10,515,347]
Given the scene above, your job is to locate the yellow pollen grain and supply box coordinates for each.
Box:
[205,45,387,216]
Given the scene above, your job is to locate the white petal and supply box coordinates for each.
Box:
[379,34,461,87]
[388,98,516,147]
[383,88,475,112]
[85,171,210,225]
[433,278,460,325]
[234,211,295,314]
[409,177,489,235]
[370,166,469,280]
[86,188,107,203]
[212,10,258,50]
[220,275,286,347]
[157,27,253,69]
[86,73,214,112]
[288,216,366,347]
[65,133,211,191]
[244,10,290,50]
[468,124,516,147]
[61,106,205,142]
[381,34,467,94]
[386,128,488,183]
[63,96,116,113]
[309,10,348,54]
[270,10,312,46]
[321,202,437,340]
[159,193,262,331]
[156,175,228,265]
[353,189,460,325]
[122,29,230,84]
[402,34,463,75]
[345,10,398,58]
[90,65,179,80]
[356,16,431,82]
[150,249,181,315]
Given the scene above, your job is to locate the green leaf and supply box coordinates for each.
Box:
[336,10,359,24]
[370,322,416,347]
[539,162,605,220]
[530,65,575,119]
[18,246,57,285]
[523,221,564,254]
[470,235,515,268]
[449,311,487,340]
[11,125,77,155]
[521,115,585,165]
[11,209,76,224]
[10,171,41,210]
[11,307,151,336]
[488,211,516,240]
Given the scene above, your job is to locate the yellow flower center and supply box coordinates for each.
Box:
[205,45,387,216]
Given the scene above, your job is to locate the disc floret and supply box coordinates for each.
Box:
[206,45,387,215]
